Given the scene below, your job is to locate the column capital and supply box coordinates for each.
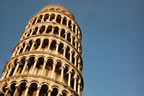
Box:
[61,65,65,69]
[73,74,78,79]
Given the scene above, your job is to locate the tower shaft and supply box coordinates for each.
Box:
[0,4,84,96]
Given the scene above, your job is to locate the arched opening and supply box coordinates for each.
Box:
[32,27,38,35]
[60,29,65,38]
[56,15,61,24]
[36,57,44,74]
[76,56,79,68]
[53,27,59,35]
[62,91,67,96]
[11,83,16,92]
[55,62,61,80]
[18,82,26,96]
[50,40,56,51]
[46,26,52,33]
[28,83,37,96]
[62,17,67,25]
[2,85,6,93]
[68,20,72,30]
[44,14,49,21]
[66,47,70,60]
[37,16,41,23]
[50,14,55,21]
[67,33,71,42]
[27,57,35,73]
[39,84,48,96]
[73,37,75,47]
[64,66,69,84]
[58,43,64,54]
[72,52,75,64]
[51,88,58,96]
[73,24,76,33]
[0,93,4,96]
[71,70,75,89]
[39,26,45,34]
[45,59,53,77]
[33,39,41,50]
[41,39,49,49]
[25,40,32,52]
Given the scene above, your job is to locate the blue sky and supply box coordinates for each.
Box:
[0,0,144,96]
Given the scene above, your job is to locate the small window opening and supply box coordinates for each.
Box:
[73,24,76,33]
[58,43,64,54]
[67,33,71,42]
[68,20,72,30]
[42,39,49,49]
[50,14,55,21]
[66,47,70,60]
[32,27,38,35]
[44,14,49,21]
[50,40,56,51]
[34,39,40,50]
[36,57,44,68]
[51,88,58,96]
[54,27,59,35]
[46,26,52,33]
[72,52,75,64]
[61,29,65,38]
[63,17,67,25]
[39,26,45,34]
[56,15,61,23]
[46,59,53,70]
[73,37,75,47]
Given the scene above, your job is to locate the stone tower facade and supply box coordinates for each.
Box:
[0,4,84,96]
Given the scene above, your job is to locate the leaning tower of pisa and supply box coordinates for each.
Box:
[0,4,84,96]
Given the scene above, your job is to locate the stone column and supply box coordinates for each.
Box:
[13,63,20,75]
[23,42,28,53]
[71,36,73,45]
[70,50,72,62]
[74,55,77,67]
[56,42,59,53]
[68,70,72,86]
[41,59,47,75]
[17,46,22,55]
[71,24,74,32]
[60,17,63,24]
[36,85,41,96]
[51,61,56,78]
[78,80,81,95]
[4,87,9,96]
[30,40,35,51]
[13,85,19,96]
[63,46,67,57]
[38,39,43,50]
[24,84,30,96]
[21,58,28,74]
[78,59,80,71]
[48,39,52,50]
[65,32,68,40]
[1,72,6,80]
[31,57,38,74]
[47,89,52,96]
[60,66,65,81]
[74,75,77,91]
[6,67,12,77]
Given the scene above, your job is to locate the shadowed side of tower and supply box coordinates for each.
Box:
[0,4,84,96]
